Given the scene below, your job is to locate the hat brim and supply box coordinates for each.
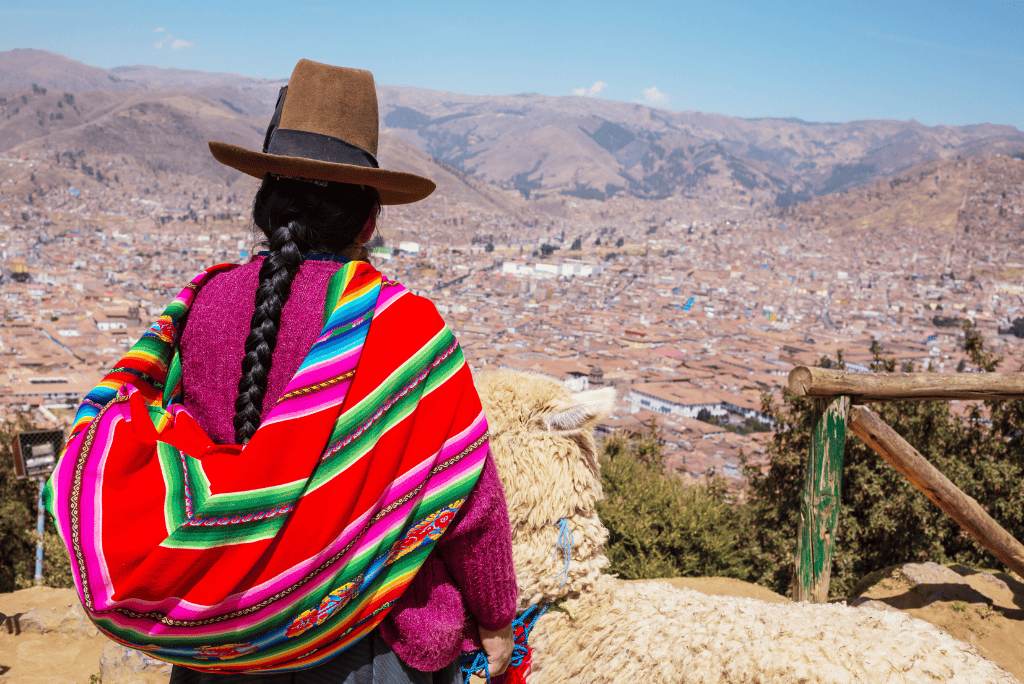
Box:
[208,142,435,206]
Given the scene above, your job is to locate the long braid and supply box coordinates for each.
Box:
[230,175,379,445]
[233,219,303,443]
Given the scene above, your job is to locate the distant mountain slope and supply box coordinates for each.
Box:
[0,84,264,181]
[775,154,1024,251]
[376,85,1024,204]
[0,49,143,92]
[2,49,1022,206]
[376,134,526,215]
[111,65,284,119]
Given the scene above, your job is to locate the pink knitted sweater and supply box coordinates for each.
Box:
[177,257,518,672]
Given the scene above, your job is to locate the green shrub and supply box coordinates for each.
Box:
[596,423,747,580]
[0,417,74,592]
[0,416,46,592]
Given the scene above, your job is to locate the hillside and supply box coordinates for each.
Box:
[377,85,1024,205]
[2,49,1022,208]
[0,84,266,181]
[774,154,1024,254]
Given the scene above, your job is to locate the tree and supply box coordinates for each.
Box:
[615,237,625,247]
[485,242,494,252]
[570,237,582,251]
[597,422,747,581]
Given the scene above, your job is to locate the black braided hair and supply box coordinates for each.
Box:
[233,175,380,444]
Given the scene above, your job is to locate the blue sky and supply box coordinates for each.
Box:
[2,0,1021,128]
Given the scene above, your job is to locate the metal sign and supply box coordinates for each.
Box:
[11,430,64,480]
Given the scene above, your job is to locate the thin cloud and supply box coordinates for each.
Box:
[572,87,586,96]
[639,86,670,107]
[855,25,1019,61]
[154,41,164,50]
[154,26,165,33]
[171,39,193,50]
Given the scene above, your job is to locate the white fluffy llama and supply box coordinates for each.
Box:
[475,370,1016,684]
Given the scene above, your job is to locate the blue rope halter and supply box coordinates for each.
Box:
[551,517,574,589]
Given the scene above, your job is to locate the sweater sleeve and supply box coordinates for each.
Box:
[435,448,518,631]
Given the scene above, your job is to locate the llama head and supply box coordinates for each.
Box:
[475,369,616,609]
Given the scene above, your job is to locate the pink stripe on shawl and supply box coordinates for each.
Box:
[80,406,130,613]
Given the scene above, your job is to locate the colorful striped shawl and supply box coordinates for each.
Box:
[42,261,489,672]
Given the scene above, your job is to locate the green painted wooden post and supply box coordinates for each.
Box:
[794,395,850,603]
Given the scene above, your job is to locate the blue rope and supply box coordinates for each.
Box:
[460,649,492,684]
[459,603,549,684]
[551,517,573,589]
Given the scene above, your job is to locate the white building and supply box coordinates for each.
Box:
[501,260,605,278]
[561,260,605,277]
[563,373,589,392]
[627,383,773,425]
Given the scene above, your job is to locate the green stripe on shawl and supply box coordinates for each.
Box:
[157,442,189,533]
[164,351,183,408]
[160,518,285,548]
[421,343,466,397]
[192,479,307,517]
[322,270,347,328]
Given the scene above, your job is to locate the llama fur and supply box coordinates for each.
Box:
[475,369,1017,684]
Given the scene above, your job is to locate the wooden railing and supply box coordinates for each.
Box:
[786,367,1024,603]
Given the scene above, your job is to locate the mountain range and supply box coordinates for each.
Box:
[2,48,1022,208]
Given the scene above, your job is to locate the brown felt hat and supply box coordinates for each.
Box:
[209,60,435,205]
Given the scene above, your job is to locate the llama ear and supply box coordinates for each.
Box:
[544,387,616,434]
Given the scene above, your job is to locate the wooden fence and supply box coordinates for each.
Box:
[786,367,1024,603]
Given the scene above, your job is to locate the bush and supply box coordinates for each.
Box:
[596,423,747,581]
[0,417,74,592]
[39,529,74,588]
[0,416,45,592]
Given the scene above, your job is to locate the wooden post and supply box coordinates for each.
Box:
[794,395,850,603]
[849,405,1024,579]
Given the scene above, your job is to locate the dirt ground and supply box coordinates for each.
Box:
[2,566,1022,683]
[0,586,108,684]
